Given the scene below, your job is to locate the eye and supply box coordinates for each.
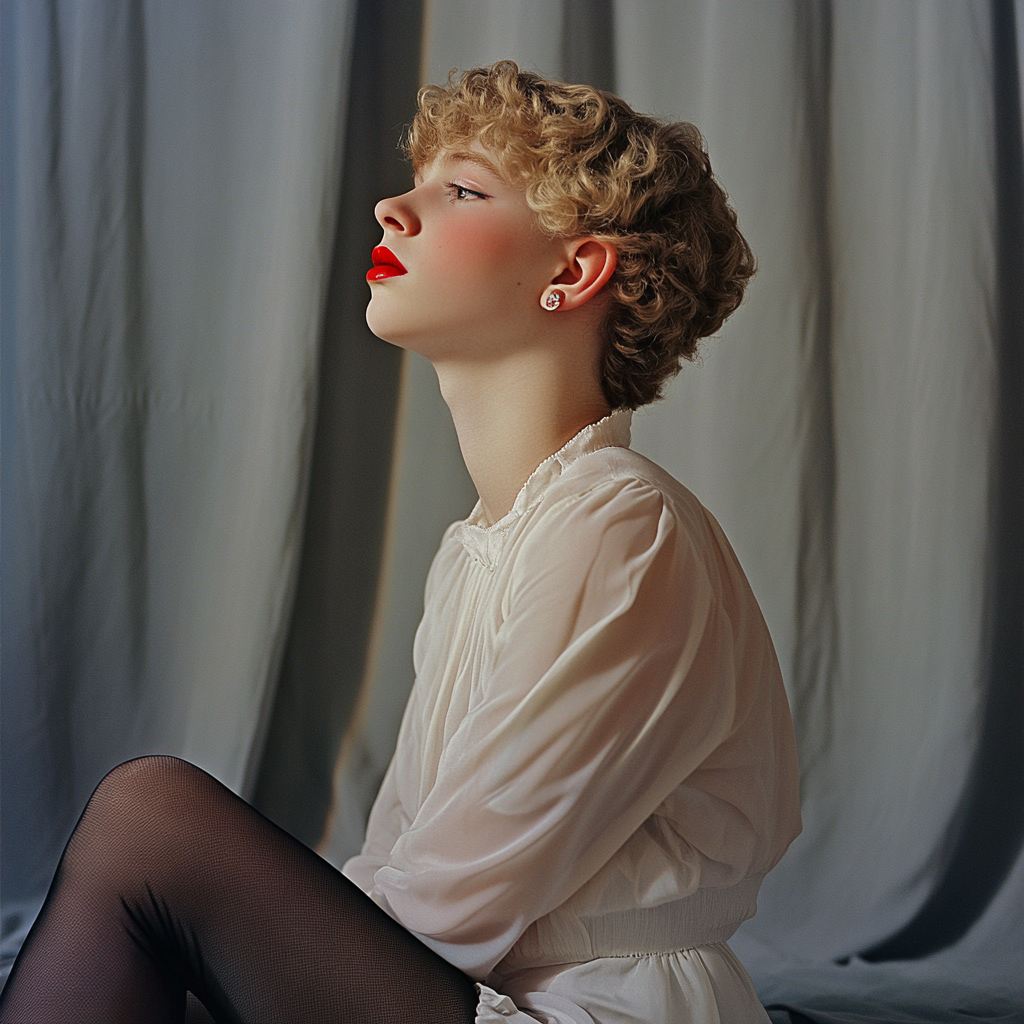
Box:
[444,181,488,202]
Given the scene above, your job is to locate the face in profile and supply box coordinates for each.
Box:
[365,144,567,363]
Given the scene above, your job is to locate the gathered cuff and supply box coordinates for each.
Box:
[475,984,536,1023]
[475,983,597,1024]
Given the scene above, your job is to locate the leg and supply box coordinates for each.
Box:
[0,756,477,1024]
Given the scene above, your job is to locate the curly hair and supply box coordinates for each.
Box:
[405,61,755,409]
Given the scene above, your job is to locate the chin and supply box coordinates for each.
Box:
[366,304,460,359]
[365,301,400,345]
[365,304,424,354]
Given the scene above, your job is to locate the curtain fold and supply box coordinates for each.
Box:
[251,0,423,852]
[1,0,353,918]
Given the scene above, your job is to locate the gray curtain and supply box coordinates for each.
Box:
[613,3,1023,1019]
[1,0,355,968]
[3,1,1022,1020]
[250,0,424,851]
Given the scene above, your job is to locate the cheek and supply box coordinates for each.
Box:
[433,220,528,275]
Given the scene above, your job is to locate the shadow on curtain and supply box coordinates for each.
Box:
[250,0,423,849]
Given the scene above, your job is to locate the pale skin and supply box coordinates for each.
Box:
[366,144,618,526]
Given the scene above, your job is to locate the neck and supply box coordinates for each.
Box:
[434,347,610,526]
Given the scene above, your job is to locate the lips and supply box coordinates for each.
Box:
[367,246,407,281]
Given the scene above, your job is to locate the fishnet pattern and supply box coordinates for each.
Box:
[0,756,478,1024]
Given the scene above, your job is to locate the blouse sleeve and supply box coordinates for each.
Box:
[342,759,408,895]
[371,477,744,978]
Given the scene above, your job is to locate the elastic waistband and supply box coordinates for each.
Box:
[497,876,763,973]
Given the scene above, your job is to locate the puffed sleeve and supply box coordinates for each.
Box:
[371,477,743,978]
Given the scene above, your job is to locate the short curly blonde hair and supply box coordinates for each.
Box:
[406,62,755,409]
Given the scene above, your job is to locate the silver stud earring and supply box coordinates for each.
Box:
[543,289,564,311]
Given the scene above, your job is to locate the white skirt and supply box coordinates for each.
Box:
[475,941,770,1024]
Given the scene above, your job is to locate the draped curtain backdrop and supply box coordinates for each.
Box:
[1,0,361,961]
[3,3,1022,1022]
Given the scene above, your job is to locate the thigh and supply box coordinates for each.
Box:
[124,757,478,1024]
[7,756,478,1024]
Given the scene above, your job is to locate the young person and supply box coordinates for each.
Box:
[0,63,801,1024]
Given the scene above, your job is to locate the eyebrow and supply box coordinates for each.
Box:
[437,150,505,181]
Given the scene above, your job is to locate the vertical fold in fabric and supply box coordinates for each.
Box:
[3,0,157,901]
[2,0,353,908]
[252,0,421,849]
[790,0,838,786]
[860,0,1024,961]
[814,0,996,951]
[561,0,616,92]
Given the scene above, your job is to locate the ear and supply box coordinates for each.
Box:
[548,238,617,310]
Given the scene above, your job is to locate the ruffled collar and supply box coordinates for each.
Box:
[457,408,632,568]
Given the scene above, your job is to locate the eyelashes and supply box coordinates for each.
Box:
[444,182,489,202]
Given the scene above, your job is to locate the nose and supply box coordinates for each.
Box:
[374,189,420,236]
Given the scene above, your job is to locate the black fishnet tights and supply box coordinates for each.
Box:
[0,756,478,1024]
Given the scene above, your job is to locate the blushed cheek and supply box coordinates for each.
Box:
[436,220,522,273]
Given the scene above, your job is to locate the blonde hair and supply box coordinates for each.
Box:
[406,61,755,409]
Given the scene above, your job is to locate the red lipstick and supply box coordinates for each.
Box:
[367,246,407,281]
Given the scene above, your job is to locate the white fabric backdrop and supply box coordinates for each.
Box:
[1,0,354,944]
[322,1,1024,1018]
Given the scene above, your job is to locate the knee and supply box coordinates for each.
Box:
[98,755,200,792]
[75,756,214,853]
[50,757,217,909]
[91,755,201,807]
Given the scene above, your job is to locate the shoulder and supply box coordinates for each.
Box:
[530,445,713,550]
[502,446,726,611]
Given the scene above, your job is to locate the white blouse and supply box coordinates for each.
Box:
[344,409,802,1024]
